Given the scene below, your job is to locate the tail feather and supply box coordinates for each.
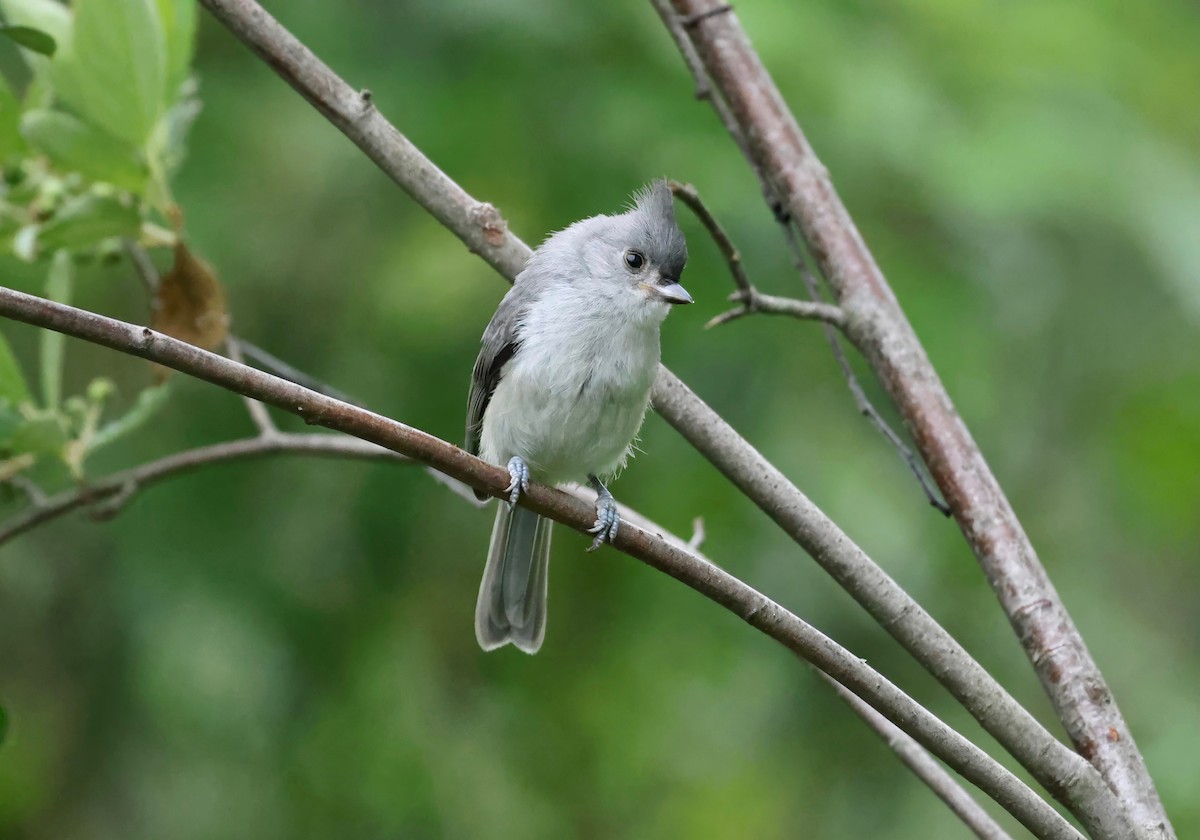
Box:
[475,504,552,654]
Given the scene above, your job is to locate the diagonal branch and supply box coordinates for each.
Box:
[0,284,1083,840]
[820,673,1014,840]
[670,176,948,514]
[191,3,1131,836]
[658,2,1169,835]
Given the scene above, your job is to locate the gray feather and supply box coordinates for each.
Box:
[475,505,552,654]
[468,179,689,654]
[631,179,688,281]
[465,290,530,499]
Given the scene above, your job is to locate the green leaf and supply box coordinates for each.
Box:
[154,0,193,101]
[0,74,24,162]
[36,192,140,252]
[0,326,31,404]
[157,77,200,176]
[39,247,69,409]
[89,382,169,453]
[0,0,71,52]
[20,109,148,193]
[0,23,55,55]
[7,410,67,455]
[52,0,165,148]
[0,703,8,749]
[0,398,23,446]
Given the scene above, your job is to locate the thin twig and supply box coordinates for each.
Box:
[0,285,1085,840]
[779,220,950,516]
[662,1,1168,835]
[226,336,279,436]
[123,239,160,296]
[704,287,846,330]
[671,170,945,513]
[234,338,361,406]
[669,180,848,330]
[670,180,753,295]
[4,473,47,506]
[188,4,1129,836]
[86,479,137,521]
[819,673,1015,840]
[0,431,405,546]
[687,516,705,551]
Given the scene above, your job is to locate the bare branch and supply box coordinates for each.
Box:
[233,338,361,406]
[123,239,160,296]
[670,179,944,511]
[704,287,847,331]
[573,484,1007,839]
[650,372,1127,839]
[820,674,1015,840]
[3,473,47,507]
[191,4,1129,836]
[0,285,1085,840]
[226,336,279,436]
[669,180,754,295]
[660,2,1169,834]
[779,221,950,516]
[0,431,403,547]
[668,180,848,330]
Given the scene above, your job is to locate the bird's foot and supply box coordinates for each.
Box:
[587,476,620,552]
[505,456,530,506]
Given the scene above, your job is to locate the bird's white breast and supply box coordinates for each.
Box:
[479,282,666,485]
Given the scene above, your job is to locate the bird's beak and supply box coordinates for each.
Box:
[654,281,693,305]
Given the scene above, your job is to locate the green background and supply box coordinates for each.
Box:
[2,0,1199,837]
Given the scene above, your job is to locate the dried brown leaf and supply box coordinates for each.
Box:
[150,242,228,381]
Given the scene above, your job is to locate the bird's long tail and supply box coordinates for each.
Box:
[475,503,552,654]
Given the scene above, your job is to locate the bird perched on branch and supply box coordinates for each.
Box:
[466,180,692,654]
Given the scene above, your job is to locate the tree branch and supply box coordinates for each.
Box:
[226,336,279,436]
[0,284,1083,840]
[778,219,951,516]
[659,2,1170,835]
[667,180,848,330]
[671,177,949,514]
[0,431,403,546]
[819,673,1015,840]
[191,2,1130,835]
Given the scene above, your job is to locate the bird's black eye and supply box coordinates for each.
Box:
[624,250,645,271]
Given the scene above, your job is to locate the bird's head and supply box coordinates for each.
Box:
[573,179,692,312]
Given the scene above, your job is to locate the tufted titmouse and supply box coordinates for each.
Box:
[466,180,691,654]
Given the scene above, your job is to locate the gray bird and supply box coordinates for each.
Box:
[466,180,691,654]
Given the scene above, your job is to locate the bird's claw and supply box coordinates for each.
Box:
[505,456,530,506]
[587,493,620,552]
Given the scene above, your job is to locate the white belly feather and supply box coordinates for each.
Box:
[479,285,665,485]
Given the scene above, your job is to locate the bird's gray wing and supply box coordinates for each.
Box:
[466,290,527,458]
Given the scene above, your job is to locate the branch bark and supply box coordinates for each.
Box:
[0,285,1082,840]
[190,2,1133,836]
[657,2,1170,836]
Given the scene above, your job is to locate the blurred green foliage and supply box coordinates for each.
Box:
[1,0,1198,838]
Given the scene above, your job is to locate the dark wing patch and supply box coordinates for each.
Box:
[466,338,519,456]
[465,290,528,462]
